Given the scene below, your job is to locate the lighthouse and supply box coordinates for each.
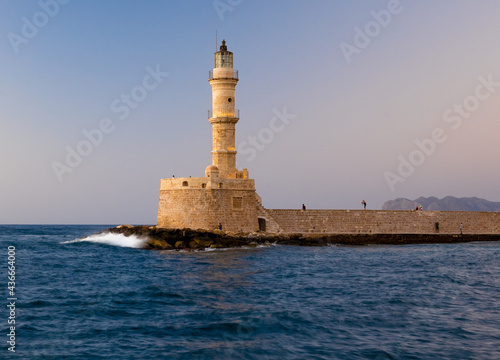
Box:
[208,40,247,179]
[157,40,259,232]
[155,41,500,236]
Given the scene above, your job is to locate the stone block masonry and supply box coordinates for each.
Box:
[263,209,500,234]
[157,177,259,233]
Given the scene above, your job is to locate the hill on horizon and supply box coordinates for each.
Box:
[382,196,500,212]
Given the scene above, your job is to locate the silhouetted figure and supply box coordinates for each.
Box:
[302,204,306,211]
[361,200,366,210]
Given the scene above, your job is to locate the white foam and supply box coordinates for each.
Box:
[61,232,145,248]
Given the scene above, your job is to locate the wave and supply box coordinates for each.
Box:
[61,232,145,249]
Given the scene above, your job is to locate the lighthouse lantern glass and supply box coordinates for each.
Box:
[214,53,233,68]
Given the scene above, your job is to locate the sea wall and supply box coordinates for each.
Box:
[108,226,500,249]
[263,209,500,234]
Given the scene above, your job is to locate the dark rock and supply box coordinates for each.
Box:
[104,225,500,250]
[175,241,187,249]
[193,238,214,247]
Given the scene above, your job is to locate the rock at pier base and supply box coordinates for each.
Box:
[105,226,500,250]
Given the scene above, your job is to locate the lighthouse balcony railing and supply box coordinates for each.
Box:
[209,70,238,80]
[208,109,239,118]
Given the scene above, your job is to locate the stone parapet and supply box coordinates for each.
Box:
[263,209,500,234]
[160,177,255,191]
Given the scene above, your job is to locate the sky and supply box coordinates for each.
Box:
[1,0,499,224]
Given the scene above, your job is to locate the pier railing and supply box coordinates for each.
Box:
[209,70,238,80]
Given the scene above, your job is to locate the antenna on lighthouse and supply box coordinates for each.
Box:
[216,30,218,51]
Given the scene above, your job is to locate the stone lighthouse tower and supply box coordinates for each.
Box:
[156,40,260,232]
[209,39,242,179]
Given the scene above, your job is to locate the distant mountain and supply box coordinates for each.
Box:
[382,196,500,212]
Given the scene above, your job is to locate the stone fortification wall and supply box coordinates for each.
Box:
[157,177,259,232]
[255,193,283,233]
[263,209,500,234]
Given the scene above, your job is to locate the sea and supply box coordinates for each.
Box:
[1,225,499,360]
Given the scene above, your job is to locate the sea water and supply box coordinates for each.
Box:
[1,225,499,359]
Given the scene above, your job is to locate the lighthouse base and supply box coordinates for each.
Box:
[157,177,259,233]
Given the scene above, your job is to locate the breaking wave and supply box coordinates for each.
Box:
[61,232,145,248]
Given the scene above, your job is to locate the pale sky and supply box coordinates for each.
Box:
[1,0,499,224]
